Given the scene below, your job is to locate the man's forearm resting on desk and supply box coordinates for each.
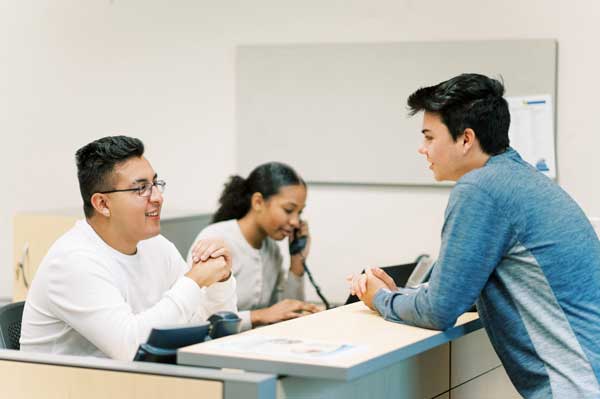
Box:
[352,269,450,330]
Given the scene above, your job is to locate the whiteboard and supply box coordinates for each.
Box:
[236,40,557,185]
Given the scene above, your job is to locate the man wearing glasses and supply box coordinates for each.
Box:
[20,136,237,360]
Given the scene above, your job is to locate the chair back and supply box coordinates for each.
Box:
[345,262,418,305]
[0,301,25,350]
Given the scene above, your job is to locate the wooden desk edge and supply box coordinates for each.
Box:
[0,349,276,384]
[178,317,484,381]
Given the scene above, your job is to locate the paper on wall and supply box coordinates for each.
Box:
[506,95,556,179]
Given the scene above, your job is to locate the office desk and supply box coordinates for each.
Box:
[0,349,276,399]
[179,302,519,398]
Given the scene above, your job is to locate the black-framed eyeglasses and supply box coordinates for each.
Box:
[99,180,166,198]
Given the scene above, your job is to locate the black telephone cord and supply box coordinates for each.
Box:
[302,261,331,310]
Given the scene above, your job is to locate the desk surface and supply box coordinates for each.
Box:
[178,302,482,380]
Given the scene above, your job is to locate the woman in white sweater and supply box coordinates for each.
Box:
[189,162,320,331]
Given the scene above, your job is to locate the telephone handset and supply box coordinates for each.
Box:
[133,311,241,364]
[289,233,308,256]
[289,226,331,309]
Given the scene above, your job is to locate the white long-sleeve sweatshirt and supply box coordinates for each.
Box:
[20,219,237,361]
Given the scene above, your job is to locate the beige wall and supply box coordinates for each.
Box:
[1,0,599,302]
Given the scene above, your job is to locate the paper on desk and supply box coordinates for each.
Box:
[206,335,362,360]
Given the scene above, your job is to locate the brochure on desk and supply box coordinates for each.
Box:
[204,335,363,361]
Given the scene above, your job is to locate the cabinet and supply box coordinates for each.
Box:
[450,329,520,398]
[276,344,450,399]
[12,211,211,301]
[0,360,222,399]
[13,213,80,301]
[450,366,519,399]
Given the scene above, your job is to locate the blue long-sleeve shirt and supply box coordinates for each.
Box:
[374,148,600,398]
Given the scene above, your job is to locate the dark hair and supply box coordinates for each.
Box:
[407,73,510,155]
[212,162,305,223]
[75,136,145,218]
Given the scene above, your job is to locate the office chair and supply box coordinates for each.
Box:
[0,301,25,350]
[345,261,420,305]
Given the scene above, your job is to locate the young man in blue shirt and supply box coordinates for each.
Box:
[351,74,600,398]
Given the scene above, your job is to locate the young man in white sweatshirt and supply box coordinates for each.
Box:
[20,135,237,360]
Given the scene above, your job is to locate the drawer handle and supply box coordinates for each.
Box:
[17,243,30,288]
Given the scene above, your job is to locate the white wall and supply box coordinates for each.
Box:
[1,0,599,303]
